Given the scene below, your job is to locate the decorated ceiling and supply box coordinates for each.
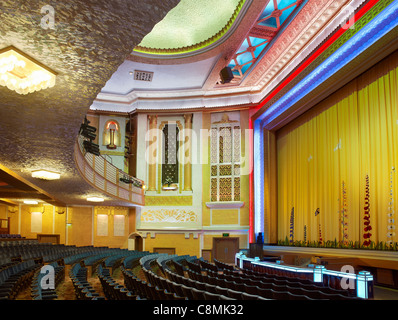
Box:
[134,0,247,54]
[0,0,179,207]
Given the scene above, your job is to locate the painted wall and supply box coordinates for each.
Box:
[134,110,251,258]
[0,204,136,249]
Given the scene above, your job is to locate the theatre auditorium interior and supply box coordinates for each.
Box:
[0,0,397,303]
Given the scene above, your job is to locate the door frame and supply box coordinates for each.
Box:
[212,237,239,263]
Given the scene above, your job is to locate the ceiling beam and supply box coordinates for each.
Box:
[0,198,18,206]
[0,164,65,207]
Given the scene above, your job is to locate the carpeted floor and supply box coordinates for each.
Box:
[15,267,126,300]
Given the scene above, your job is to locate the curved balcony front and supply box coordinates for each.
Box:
[74,136,145,206]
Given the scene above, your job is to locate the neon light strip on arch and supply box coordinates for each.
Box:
[251,0,398,243]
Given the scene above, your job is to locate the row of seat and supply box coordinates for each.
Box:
[69,262,104,300]
[0,243,97,263]
[184,256,358,299]
[213,258,235,271]
[121,265,160,299]
[148,267,240,300]
[0,234,23,238]
[0,239,38,246]
[0,260,40,300]
[239,266,358,297]
[167,257,360,300]
[199,259,220,273]
[30,262,64,300]
[97,263,140,300]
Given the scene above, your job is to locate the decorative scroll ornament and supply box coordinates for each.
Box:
[28,206,45,214]
[7,206,17,214]
[363,175,372,247]
[141,209,198,223]
[55,207,66,215]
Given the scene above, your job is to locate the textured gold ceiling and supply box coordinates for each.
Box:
[0,0,179,206]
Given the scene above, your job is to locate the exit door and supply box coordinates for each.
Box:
[212,237,239,264]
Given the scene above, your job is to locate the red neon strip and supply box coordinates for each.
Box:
[253,0,379,113]
[248,0,378,243]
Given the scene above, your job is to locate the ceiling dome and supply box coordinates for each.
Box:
[133,0,247,55]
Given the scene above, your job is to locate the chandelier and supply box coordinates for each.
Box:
[0,46,56,95]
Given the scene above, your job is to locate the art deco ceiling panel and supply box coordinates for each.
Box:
[0,0,179,206]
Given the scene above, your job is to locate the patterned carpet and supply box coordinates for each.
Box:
[15,267,126,300]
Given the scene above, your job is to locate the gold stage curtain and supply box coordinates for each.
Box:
[276,52,398,246]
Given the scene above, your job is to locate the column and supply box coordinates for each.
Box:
[147,115,157,191]
[183,114,193,191]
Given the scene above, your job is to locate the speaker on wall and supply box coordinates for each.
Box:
[220,66,234,84]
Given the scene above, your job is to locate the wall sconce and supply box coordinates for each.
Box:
[55,207,65,215]
[7,206,18,214]
[32,169,61,180]
[28,206,45,214]
[0,46,57,95]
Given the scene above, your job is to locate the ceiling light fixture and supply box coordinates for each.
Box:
[0,46,57,95]
[24,200,39,205]
[87,197,104,202]
[31,170,61,180]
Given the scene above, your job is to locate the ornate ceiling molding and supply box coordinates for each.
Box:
[91,0,388,115]
[254,0,398,129]
[242,0,351,88]
[127,0,266,66]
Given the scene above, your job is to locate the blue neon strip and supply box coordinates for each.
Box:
[253,119,264,236]
[258,1,398,125]
[238,254,373,298]
[252,1,398,243]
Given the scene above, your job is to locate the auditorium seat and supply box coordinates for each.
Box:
[241,292,261,300]
[256,287,273,299]
[271,289,291,300]
[204,283,218,294]
[204,291,221,300]
[215,286,229,296]
[244,284,259,296]
[214,258,234,271]
[219,295,236,300]
[191,279,206,291]
[227,289,243,299]
[181,285,195,300]
[191,287,206,300]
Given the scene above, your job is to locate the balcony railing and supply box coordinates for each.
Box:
[74,136,145,206]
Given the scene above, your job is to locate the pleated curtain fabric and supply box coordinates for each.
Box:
[276,52,398,246]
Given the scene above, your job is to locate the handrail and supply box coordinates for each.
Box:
[74,135,145,206]
[236,253,374,299]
